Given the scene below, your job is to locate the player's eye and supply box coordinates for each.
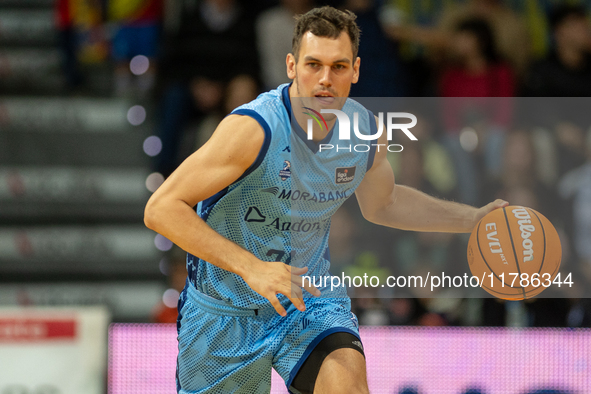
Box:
[333,64,346,70]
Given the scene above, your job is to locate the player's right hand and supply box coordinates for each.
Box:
[242,260,321,317]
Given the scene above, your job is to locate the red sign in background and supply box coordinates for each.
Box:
[0,318,76,341]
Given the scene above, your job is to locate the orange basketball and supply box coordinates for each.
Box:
[467,206,562,300]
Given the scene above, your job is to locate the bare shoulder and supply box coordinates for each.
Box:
[150,114,266,207]
[193,114,266,170]
[205,114,266,154]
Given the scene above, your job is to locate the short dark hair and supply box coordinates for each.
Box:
[549,4,587,30]
[292,6,360,62]
[455,18,500,64]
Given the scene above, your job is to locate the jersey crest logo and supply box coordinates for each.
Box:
[335,166,356,184]
[244,206,266,222]
[279,160,291,181]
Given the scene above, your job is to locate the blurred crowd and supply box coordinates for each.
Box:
[55,0,591,327]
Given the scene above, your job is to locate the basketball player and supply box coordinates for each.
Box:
[144,6,508,394]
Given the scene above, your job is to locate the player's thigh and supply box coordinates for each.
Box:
[176,294,273,393]
[273,297,364,394]
[314,348,368,394]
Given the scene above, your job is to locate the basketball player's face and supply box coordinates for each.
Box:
[287,31,360,111]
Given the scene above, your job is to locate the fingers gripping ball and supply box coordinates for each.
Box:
[467,206,561,300]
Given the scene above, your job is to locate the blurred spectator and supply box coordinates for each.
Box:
[355,296,390,326]
[345,0,409,97]
[156,0,260,177]
[380,112,461,296]
[487,129,556,216]
[485,129,568,328]
[70,0,109,64]
[481,298,506,326]
[525,4,591,97]
[388,111,457,199]
[417,298,467,326]
[524,5,591,185]
[161,0,259,90]
[520,0,552,60]
[388,141,457,285]
[345,251,391,290]
[440,18,515,98]
[559,130,591,286]
[374,128,467,313]
[438,0,530,77]
[191,73,259,148]
[108,0,163,96]
[567,298,591,327]
[440,18,515,206]
[256,0,314,90]
[384,0,530,78]
[387,298,420,325]
[416,310,448,326]
[554,121,588,178]
[525,298,569,327]
[392,145,433,193]
[55,0,83,90]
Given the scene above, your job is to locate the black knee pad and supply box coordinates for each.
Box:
[289,332,365,394]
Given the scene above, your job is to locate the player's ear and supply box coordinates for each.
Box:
[352,57,360,84]
[286,53,296,80]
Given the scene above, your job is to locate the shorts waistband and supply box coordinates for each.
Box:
[186,281,280,317]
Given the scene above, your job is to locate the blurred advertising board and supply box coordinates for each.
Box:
[0,225,160,276]
[0,307,109,394]
[109,325,591,394]
[0,283,164,321]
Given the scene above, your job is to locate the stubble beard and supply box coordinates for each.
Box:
[294,72,338,122]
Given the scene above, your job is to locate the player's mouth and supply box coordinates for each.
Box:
[314,92,335,105]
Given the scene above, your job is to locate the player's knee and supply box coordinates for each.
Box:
[314,348,368,394]
[334,378,369,394]
[314,379,369,394]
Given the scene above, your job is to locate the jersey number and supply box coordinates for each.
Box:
[266,249,294,265]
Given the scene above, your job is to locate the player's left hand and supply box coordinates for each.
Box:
[473,199,509,228]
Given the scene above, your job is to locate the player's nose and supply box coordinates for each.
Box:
[318,66,332,87]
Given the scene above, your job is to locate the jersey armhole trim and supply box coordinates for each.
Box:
[366,109,378,172]
[230,109,272,182]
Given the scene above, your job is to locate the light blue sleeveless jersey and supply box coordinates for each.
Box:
[187,83,378,309]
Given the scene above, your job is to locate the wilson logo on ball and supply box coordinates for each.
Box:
[512,207,535,263]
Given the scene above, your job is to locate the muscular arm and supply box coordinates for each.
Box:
[144,115,317,315]
[145,115,264,276]
[355,117,507,233]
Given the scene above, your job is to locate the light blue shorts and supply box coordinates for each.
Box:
[176,281,360,393]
